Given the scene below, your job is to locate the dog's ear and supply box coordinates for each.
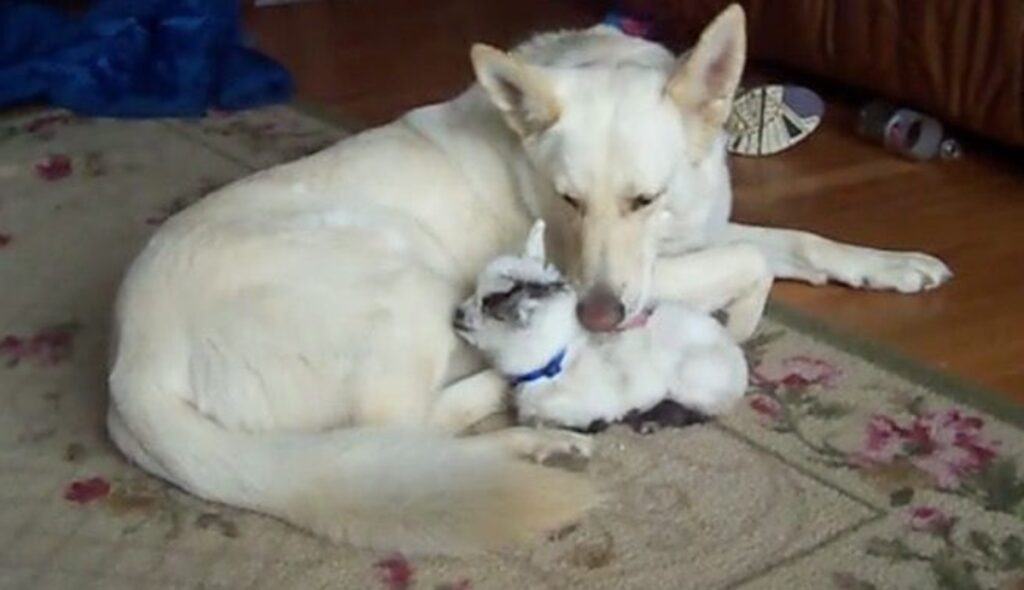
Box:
[665,4,746,157]
[471,44,560,137]
[522,219,547,262]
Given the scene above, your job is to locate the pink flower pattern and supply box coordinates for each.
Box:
[35,154,73,181]
[375,554,413,590]
[904,505,954,534]
[740,335,1020,589]
[747,394,783,423]
[857,409,999,489]
[0,323,79,367]
[64,477,110,504]
[753,355,842,389]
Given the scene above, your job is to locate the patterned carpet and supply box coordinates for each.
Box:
[0,106,1022,590]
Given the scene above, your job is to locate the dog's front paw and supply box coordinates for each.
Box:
[837,250,953,293]
[516,428,593,463]
[815,241,950,292]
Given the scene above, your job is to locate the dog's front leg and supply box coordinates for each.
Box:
[467,427,593,463]
[652,244,773,341]
[429,369,511,434]
[431,372,594,461]
[722,223,952,292]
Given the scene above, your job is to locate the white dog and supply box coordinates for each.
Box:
[107,5,951,554]
[455,220,748,429]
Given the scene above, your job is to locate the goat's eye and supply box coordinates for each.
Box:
[629,193,658,212]
[481,292,508,312]
[560,193,583,212]
[482,284,523,314]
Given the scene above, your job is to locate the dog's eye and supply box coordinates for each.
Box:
[629,194,658,212]
[560,193,583,213]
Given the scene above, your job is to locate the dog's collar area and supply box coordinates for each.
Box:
[509,349,567,387]
[617,307,655,331]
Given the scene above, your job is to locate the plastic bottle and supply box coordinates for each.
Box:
[858,100,961,160]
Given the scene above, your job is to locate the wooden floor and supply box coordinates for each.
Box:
[243,1,1024,402]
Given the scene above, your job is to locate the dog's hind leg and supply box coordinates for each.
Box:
[652,244,773,341]
[107,404,173,480]
[721,223,952,293]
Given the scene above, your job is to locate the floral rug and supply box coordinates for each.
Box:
[0,106,1022,590]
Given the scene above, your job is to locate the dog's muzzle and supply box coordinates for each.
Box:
[576,287,625,332]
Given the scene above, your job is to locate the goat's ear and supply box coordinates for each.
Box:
[471,44,561,137]
[666,4,746,156]
[522,219,547,263]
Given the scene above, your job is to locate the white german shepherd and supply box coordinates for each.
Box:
[107,5,951,554]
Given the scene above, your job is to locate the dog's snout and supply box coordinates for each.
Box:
[576,287,625,332]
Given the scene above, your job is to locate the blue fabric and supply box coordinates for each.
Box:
[0,0,292,117]
[510,349,567,387]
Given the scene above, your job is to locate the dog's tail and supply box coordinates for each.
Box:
[108,388,596,554]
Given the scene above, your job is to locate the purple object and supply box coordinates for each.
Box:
[783,86,824,119]
[603,9,656,39]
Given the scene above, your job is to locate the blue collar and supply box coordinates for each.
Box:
[509,349,567,386]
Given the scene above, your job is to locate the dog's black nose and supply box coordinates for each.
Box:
[577,287,625,332]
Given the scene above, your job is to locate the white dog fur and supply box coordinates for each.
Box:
[107,5,951,554]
